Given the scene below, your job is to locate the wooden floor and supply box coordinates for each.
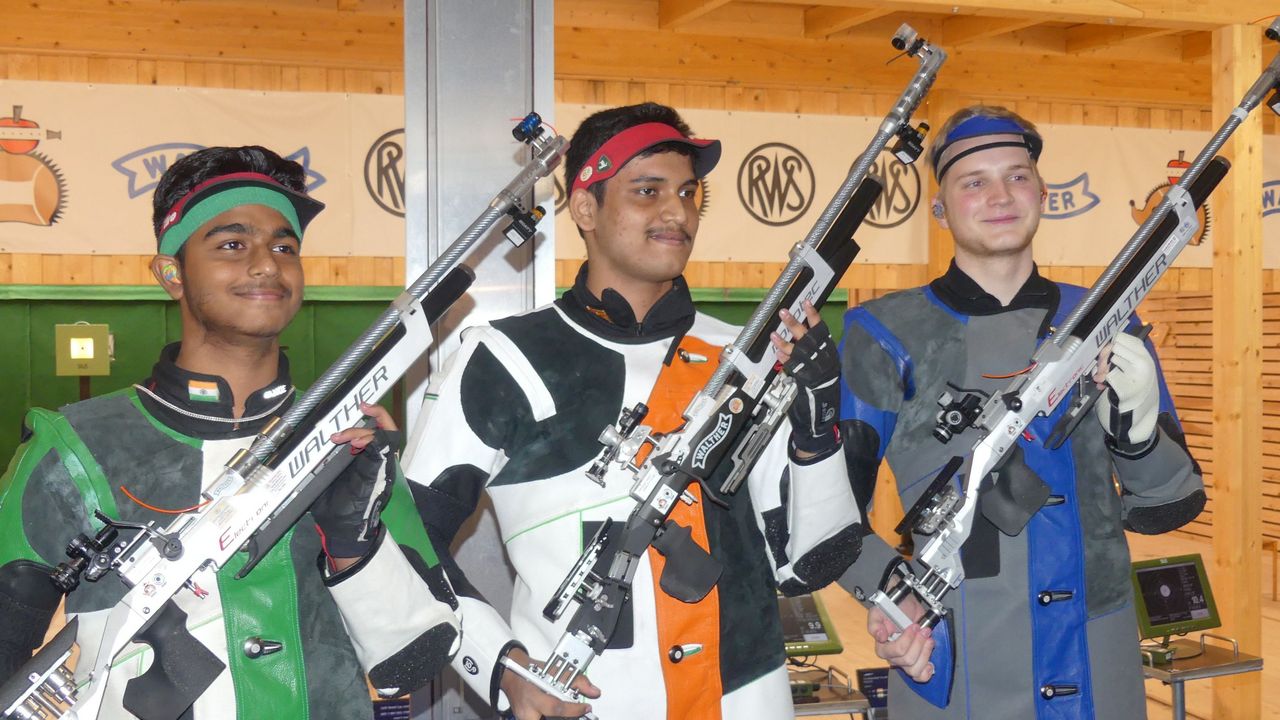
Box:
[808,532,1276,719]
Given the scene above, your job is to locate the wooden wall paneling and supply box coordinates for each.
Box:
[137,60,159,86]
[91,255,115,286]
[88,58,140,84]
[839,263,876,293]
[37,55,89,83]
[325,68,347,92]
[1082,103,1118,127]
[39,255,59,285]
[10,254,41,284]
[699,261,727,288]
[182,62,208,88]
[371,256,395,285]
[154,60,187,86]
[235,64,282,91]
[302,256,329,284]
[5,53,39,79]
[296,66,331,92]
[1141,291,1216,540]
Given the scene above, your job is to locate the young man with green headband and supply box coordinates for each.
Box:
[0,146,460,718]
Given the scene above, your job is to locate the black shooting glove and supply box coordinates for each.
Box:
[784,320,841,455]
[311,428,402,560]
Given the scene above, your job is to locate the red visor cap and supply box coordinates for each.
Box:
[571,122,721,193]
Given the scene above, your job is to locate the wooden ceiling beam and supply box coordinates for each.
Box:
[658,0,733,29]
[556,26,1210,105]
[818,0,1274,30]
[335,0,401,12]
[671,4,806,38]
[1065,24,1179,54]
[942,16,1040,46]
[555,0,658,31]
[0,1,402,69]
[1182,31,1213,62]
[805,7,893,39]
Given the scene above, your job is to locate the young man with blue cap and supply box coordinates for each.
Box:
[0,146,460,718]
[835,106,1204,719]
[402,102,863,720]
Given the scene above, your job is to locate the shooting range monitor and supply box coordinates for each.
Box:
[1131,553,1220,646]
[778,592,843,657]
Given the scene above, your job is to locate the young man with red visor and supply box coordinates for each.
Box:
[402,103,864,719]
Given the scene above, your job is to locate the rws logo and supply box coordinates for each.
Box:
[365,129,406,217]
[866,151,920,229]
[737,142,814,226]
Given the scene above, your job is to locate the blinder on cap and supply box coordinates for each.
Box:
[157,172,325,256]
[571,123,721,193]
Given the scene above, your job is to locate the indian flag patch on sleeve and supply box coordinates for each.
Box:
[188,380,220,403]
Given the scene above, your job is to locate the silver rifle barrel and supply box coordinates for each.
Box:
[1055,20,1280,343]
[703,25,946,397]
[246,131,567,461]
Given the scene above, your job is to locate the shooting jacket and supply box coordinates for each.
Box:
[0,344,456,719]
[836,263,1205,720]
[402,267,862,719]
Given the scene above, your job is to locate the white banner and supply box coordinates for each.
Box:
[554,105,1280,269]
[0,79,406,257]
[2,85,1277,269]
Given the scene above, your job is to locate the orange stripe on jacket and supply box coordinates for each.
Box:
[641,335,724,720]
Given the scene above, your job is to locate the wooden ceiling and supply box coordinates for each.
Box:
[555,0,1279,106]
[0,0,1274,107]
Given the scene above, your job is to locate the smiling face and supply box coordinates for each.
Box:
[934,134,1046,263]
[572,150,700,292]
[167,203,304,343]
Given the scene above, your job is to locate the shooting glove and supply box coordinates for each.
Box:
[311,428,402,559]
[1094,333,1159,453]
[784,320,841,455]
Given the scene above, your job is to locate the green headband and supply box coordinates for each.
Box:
[158,186,304,257]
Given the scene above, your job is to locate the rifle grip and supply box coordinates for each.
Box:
[122,603,225,720]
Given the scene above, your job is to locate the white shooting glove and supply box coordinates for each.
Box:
[1094,332,1159,451]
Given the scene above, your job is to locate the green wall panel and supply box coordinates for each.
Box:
[0,286,850,466]
[0,286,401,466]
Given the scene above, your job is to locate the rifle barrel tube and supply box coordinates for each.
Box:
[1056,52,1280,342]
[250,135,566,460]
[705,37,945,397]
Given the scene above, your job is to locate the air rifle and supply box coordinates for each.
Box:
[871,19,1280,641]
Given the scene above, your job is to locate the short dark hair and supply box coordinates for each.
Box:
[564,102,696,207]
[152,146,308,249]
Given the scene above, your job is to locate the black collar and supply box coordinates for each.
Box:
[136,343,295,438]
[555,262,697,344]
[929,261,1058,316]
